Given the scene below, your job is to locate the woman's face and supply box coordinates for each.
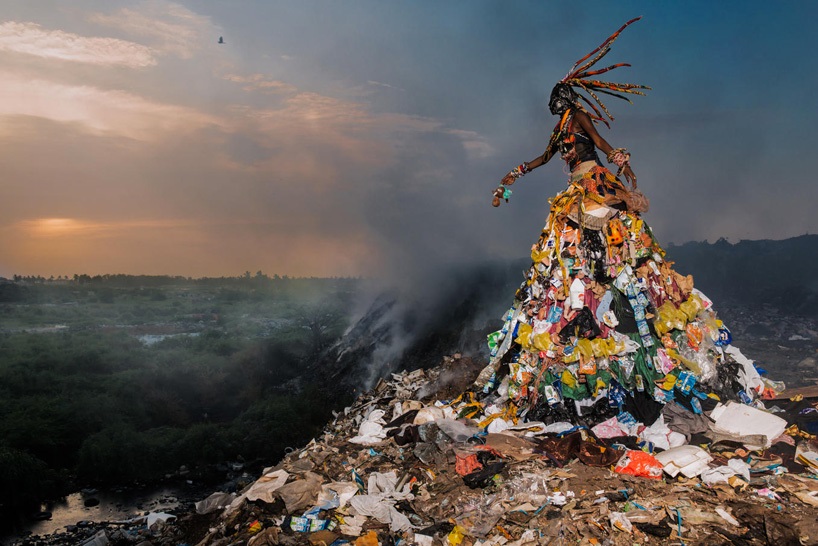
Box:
[549,96,570,116]
[549,85,573,116]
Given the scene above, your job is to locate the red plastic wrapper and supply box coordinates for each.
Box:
[455,453,483,476]
[613,449,663,479]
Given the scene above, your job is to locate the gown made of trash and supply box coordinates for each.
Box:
[478,130,778,427]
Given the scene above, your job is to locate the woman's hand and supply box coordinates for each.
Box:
[501,173,517,186]
[492,185,505,207]
[622,165,637,188]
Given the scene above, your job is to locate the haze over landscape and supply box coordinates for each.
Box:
[1,1,817,281]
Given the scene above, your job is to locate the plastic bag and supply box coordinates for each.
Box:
[654,301,687,336]
[613,449,663,479]
[678,294,703,322]
[609,511,634,533]
[514,322,533,349]
[559,307,601,344]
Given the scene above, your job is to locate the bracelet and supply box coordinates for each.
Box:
[507,162,531,181]
[606,148,630,168]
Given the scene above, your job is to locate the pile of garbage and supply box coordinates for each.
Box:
[15,354,818,546]
[113,351,816,546]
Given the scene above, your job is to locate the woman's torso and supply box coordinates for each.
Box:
[570,129,598,166]
[561,117,599,170]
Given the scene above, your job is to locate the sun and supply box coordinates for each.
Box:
[27,218,84,236]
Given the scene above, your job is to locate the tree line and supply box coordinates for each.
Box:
[0,279,358,531]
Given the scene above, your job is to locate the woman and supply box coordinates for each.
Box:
[492,81,637,207]
[477,18,757,423]
[491,16,647,210]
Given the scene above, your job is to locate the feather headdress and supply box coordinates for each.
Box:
[559,16,650,127]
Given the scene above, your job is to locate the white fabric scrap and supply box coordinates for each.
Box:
[413,406,447,425]
[701,458,751,485]
[194,491,237,514]
[349,495,412,532]
[487,418,511,434]
[244,469,290,503]
[367,470,412,499]
[348,471,414,532]
[541,422,576,434]
[338,514,368,536]
[317,481,358,509]
[701,466,735,485]
[724,346,765,395]
[350,408,388,445]
[727,458,752,482]
[639,415,686,451]
[436,418,481,443]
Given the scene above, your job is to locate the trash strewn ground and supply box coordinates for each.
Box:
[15,352,813,546]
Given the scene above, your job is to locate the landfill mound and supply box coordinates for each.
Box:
[154,352,818,546]
[17,355,818,546]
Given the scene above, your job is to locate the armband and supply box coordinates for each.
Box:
[507,162,531,181]
[606,148,630,168]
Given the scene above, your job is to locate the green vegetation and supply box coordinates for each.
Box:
[0,274,359,517]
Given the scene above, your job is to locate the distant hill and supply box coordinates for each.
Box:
[666,234,818,317]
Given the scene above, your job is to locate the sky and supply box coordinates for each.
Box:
[1,1,817,280]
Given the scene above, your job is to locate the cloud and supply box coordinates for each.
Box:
[367,80,403,91]
[446,129,495,159]
[223,73,298,95]
[88,0,215,59]
[0,69,221,140]
[220,91,449,174]
[0,21,156,67]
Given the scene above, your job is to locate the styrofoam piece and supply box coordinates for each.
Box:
[710,401,787,449]
[654,445,712,478]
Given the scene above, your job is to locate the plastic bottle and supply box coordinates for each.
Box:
[569,277,585,310]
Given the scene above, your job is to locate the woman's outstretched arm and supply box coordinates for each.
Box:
[492,142,558,206]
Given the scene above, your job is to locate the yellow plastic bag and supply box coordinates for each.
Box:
[654,301,687,336]
[591,337,617,358]
[679,294,703,322]
[561,369,578,390]
[531,247,552,264]
[531,332,555,352]
[447,525,465,546]
[661,373,677,391]
[576,338,595,364]
[515,322,533,349]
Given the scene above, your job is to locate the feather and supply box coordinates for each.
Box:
[574,81,615,121]
[575,62,631,79]
[565,46,613,81]
[564,17,643,79]
[575,93,611,128]
[581,86,634,103]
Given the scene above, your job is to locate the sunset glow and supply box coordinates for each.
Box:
[0,1,815,279]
